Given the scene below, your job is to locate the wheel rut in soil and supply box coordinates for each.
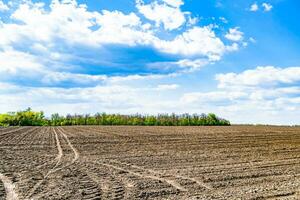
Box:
[24,128,64,199]
[0,173,18,200]
[96,161,187,192]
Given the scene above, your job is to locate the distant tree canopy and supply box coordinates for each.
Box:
[0,108,47,126]
[0,108,230,126]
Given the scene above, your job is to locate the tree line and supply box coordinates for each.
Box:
[0,108,230,126]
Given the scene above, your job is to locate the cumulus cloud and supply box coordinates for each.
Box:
[0,50,44,75]
[155,84,179,90]
[162,0,183,8]
[249,3,258,12]
[225,27,244,42]
[262,3,273,12]
[1,0,270,124]
[154,26,228,60]
[0,49,107,87]
[216,66,300,88]
[1,65,300,125]
[178,66,300,125]
[136,0,187,30]
[107,74,176,83]
[0,0,8,11]
[5,1,147,47]
[0,0,238,79]
[214,66,300,122]
[181,91,247,104]
[0,81,182,115]
[41,72,107,86]
[0,84,140,114]
[249,2,272,13]
[219,17,228,24]
[176,59,209,70]
[249,37,256,43]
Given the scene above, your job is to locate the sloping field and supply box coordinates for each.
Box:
[0,126,300,199]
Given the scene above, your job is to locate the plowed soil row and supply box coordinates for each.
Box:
[0,126,300,199]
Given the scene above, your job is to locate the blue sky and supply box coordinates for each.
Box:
[0,0,300,124]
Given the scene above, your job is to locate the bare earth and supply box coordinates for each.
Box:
[0,126,300,200]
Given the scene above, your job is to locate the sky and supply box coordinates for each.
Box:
[0,0,300,125]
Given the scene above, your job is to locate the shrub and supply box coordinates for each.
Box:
[0,109,230,126]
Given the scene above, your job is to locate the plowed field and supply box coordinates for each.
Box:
[1,126,300,199]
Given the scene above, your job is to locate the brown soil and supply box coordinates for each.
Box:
[0,126,300,199]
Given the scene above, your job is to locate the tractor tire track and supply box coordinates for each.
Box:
[57,128,105,200]
[120,161,212,191]
[25,128,63,199]
[61,127,132,199]
[76,169,103,200]
[57,127,79,163]
[95,161,187,192]
[108,160,212,192]
[78,161,139,200]
[0,173,18,200]
[42,128,64,175]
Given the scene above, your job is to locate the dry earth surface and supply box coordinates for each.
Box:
[0,126,300,199]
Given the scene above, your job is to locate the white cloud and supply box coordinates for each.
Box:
[249,3,259,12]
[249,2,272,13]
[262,3,273,12]
[0,0,154,49]
[107,74,176,83]
[1,65,300,125]
[176,59,209,70]
[0,50,44,75]
[225,27,244,42]
[162,0,183,8]
[0,0,238,74]
[187,16,198,26]
[216,66,300,88]
[93,10,152,46]
[0,79,179,112]
[249,37,256,43]
[210,66,300,124]
[219,17,228,24]
[0,48,107,86]
[154,26,228,60]
[155,84,179,90]
[136,0,186,30]
[41,72,107,85]
[181,91,247,104]
[0,82,180,115]
[1,0,271,124]
[176,66,300,125]
[0,0,9,11]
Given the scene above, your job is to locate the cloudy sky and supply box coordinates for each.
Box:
[0,0,299,124]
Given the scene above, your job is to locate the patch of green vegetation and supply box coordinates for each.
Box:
[0,108,230,126]
[0,108,48,126]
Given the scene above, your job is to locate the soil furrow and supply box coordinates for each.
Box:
[96,161,187,192]
[25,128,64,199]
